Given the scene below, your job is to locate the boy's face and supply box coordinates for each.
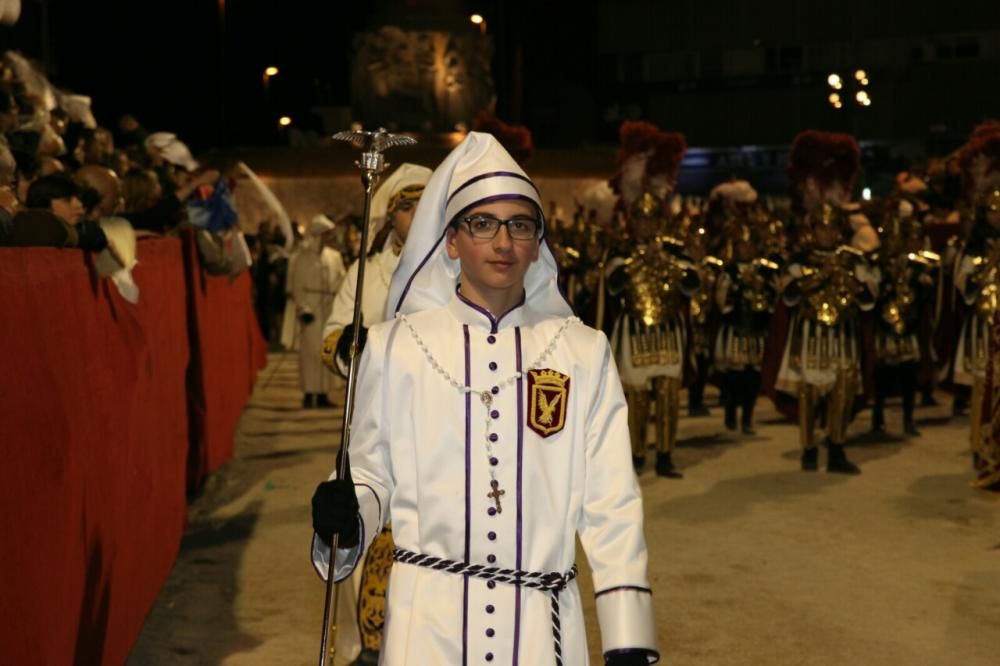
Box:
[446,199,541,294]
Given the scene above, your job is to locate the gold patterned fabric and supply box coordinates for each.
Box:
[357,524,395,651]
[797,366,858,449]
[715,330,767,370]
[653,376,680,453]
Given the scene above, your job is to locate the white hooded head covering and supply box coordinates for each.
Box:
[367,162,432,251]
[386,132,572,318]
[301,213,336,253]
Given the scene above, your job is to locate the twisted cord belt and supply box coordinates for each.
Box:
[393,547,578,665]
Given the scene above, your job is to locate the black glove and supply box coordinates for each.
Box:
[311,479,360,549]
[336,323,368,368]
[605,651,650,666]
[299,311,316,325]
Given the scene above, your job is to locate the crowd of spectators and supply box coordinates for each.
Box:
[0,51,245,286]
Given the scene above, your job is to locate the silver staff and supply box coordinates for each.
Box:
[318,128,416,666]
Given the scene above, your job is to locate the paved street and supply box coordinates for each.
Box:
[131,352,1000,665]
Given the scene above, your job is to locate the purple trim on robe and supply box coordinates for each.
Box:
[393,226,449,315]
[513,327,524,664]
[462,323,471,666]
[455,285,527,334]
[594,585,653,598]
[447,171,540,204]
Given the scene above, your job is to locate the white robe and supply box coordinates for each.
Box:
[289,246,345,393]
[323,240,402,376]
[312,292,658,665]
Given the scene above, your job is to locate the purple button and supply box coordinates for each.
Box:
[487,554,496,563]
[490,410,500,419]
[491,386,500,395]
[488,531,497,541]
[486,604,495,613]
[486,628,495,637]
[489,433,499,443]
[489,362,498,371]
[486,653,494,662]
[487,580,496,589]
[487,507,497,516]
[487,335,496,344]
[489,457,498,466]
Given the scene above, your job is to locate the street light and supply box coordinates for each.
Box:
[470,13,486,34]
[278,116,292,127]
[827,73,842,89]
[263,66,279,95]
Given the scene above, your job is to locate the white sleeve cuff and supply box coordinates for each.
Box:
[595,586,658,661]
[310,515,364,583]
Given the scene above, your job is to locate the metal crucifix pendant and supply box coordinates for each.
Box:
[487,479,505,514]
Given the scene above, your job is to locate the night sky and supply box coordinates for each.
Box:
[0,1,995,155]
[0,0,600,152]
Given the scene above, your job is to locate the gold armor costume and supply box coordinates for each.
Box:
[608,193,699,476]
[955,189,1000,478]
[775,203,878,473]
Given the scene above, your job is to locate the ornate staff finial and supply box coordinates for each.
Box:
[333,127,418,176]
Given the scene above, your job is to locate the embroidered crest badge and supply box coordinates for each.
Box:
[527,368,570,437]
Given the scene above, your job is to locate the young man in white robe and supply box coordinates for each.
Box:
[311,133,659,665]
[289,214,345,407]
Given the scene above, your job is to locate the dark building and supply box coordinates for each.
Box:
[590,0,1000,153]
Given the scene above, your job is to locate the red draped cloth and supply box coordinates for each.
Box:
[181,229,267,492]
[0,236,266,664]
[0,240,190,665]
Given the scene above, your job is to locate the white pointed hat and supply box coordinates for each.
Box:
[367,162,432,251]
[386,131,572,318]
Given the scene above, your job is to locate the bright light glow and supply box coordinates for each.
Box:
[860,77,869,86]
[827,73,842,88]
[278,116,292,127]
[855,69,867,81]
[829,93,841,105]
[834,102,843,109]
[470,14,484,24]
[856,91,870,103]
[264,66,279,77]
[862,187,872,201]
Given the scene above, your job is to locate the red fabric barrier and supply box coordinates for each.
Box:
[0,234,265,664]
[181,229,267,492]
[0,239,190,665]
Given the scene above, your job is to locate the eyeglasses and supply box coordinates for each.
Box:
[460,214,541,240]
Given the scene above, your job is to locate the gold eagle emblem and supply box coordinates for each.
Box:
[527,369,570,437]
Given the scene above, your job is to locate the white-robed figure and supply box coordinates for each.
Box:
[321,163,432,378]
[311,133,658,665]
[290,214,346,408]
